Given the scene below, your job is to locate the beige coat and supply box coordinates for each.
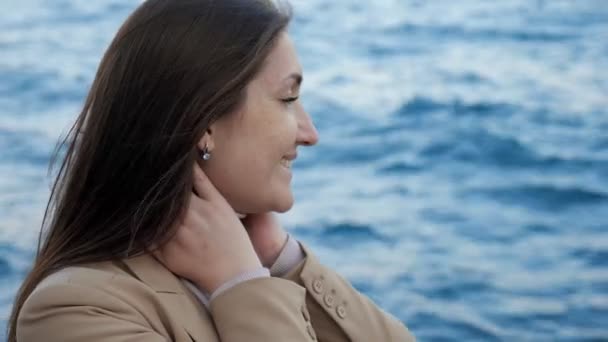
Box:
[17,244,415,341]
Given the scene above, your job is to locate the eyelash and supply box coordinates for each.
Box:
[281,96,299,104]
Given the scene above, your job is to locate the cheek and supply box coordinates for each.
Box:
[253,115,297,161]
[203,152,260,211]
[207,110,297,210]
[223,143,272,185]
[276,113,298,148]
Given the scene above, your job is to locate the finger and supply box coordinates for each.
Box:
[192,163,218,201]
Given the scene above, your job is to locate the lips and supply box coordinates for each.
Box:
[281,152,297,169]
[280,158,292,168]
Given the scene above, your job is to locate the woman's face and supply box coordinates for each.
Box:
[199,32,319,214]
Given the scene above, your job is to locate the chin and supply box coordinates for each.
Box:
[234,191,294,214]
[271,192,295,213]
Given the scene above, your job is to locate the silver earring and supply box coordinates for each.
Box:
[200,146,211,161]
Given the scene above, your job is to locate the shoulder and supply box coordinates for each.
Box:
[32,260,153,301]
[20,262,158,322]
[18,261,171,341]
[24,260,161,312]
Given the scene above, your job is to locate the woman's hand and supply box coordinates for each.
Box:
[152,163,262,293]
[241,212,288,268]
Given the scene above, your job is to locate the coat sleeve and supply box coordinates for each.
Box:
[281,243,416,342]
[209,277,318,341]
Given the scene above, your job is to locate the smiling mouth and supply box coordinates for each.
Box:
[280,158,292,168]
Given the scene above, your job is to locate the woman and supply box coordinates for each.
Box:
[8,0,415,341]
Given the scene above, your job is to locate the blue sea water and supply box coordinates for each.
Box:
[1,0,607,340]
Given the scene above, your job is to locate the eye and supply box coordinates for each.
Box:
[281,96,299,104]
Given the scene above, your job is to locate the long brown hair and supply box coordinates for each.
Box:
[8,0,291,340]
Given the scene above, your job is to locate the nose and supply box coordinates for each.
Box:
[296,107,319,146]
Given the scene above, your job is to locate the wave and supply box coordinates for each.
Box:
[376,161,424,175]
[570,247,608,268]
[384,23,577,43]
[416,127,608,173]
[294,222,391,246]
[470,184,608,211]
[0,67,85,112]
[0,257,10,276]
[395,96,517,117]
[0,128,51,166]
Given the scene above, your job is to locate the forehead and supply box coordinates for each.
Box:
[255,32,302,88]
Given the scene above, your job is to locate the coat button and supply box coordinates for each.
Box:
[306,324,317,340]
[336,305,347,319]
[312,279,324,294]
[301,305,311,322]
[324,294,335,308]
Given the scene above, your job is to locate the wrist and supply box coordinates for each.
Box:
[196,259,263,293]
[208,267,270,303]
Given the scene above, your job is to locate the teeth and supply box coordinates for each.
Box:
[281,159,292,168]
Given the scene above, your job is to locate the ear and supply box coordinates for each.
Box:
[196,127,215,152]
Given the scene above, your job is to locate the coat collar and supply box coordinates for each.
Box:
[122,253,218,341]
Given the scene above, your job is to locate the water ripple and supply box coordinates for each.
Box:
[469,184,608,211]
